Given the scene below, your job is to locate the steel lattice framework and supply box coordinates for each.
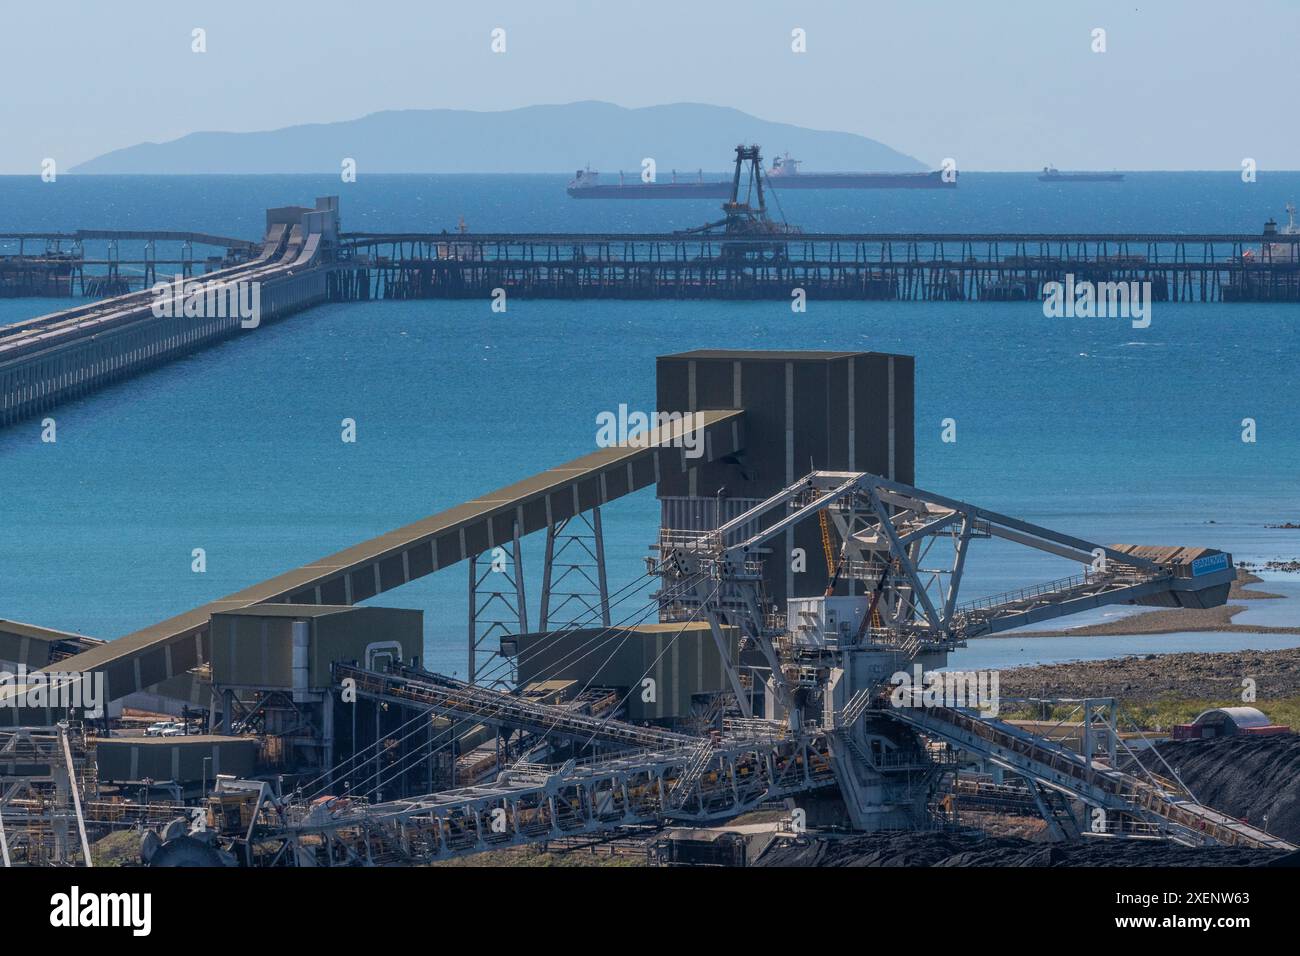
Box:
[145,471,1282,865]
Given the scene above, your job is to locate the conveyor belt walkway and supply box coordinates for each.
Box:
[952,564,1167,638]
[337,663,700,752]
[2,200,340,427]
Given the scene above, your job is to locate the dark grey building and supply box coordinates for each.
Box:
[655,349,914,607]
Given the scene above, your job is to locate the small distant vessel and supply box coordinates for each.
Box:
[1038,165,1124,183]
[1229,203,1300,299]
[1264,202,1299,236]
[566,151,955,198]
[1256,202,1300,263]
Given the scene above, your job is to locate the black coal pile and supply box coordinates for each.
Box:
[1124,734,1300,843]
[756,734,1300,867]
[754,831,1288,867]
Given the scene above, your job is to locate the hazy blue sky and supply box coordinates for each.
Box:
[1,0,1295,174]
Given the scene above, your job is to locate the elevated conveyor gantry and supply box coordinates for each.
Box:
[679,469,1236,651]
[270,712,835,865]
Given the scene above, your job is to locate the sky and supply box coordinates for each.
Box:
[1,0,1295,174]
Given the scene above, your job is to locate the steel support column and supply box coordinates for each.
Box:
[539,507,611,630]
[468,523,528,688]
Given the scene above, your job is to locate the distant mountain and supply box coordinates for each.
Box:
[70,101,926,175]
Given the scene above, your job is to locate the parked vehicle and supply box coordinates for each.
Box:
[161,723,203,737]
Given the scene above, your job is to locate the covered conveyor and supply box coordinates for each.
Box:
[46,409,745,703]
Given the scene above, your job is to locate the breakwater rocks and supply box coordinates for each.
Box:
[1239,559,1300,573]
[1000,647,1300,700]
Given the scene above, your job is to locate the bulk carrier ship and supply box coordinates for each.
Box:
[566,150,953,198]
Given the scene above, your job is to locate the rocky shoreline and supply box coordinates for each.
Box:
[1240,559,1300,573]
[999,645,1300,701]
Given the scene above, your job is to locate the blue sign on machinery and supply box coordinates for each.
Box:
[1191,553,1230,576]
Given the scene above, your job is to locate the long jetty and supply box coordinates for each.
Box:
[0,199,338,426]
[2,196,1298,426]
[0,230,261,298]
[334,230,1300,303]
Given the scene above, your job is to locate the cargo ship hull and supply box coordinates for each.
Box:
[567,182,731,199]
[767,171,953,190]
[568,170,953,198]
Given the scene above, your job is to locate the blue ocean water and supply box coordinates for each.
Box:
[1,173,1298,676]
[2,170,1299,235]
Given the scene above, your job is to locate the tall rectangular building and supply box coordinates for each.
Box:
[656,349,914,608]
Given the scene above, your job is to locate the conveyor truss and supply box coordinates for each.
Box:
[245,471,1289,864]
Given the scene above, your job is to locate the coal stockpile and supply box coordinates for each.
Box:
[753,831,1290,867]
[1126,735,1300,843]
[758,736,1300,867]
